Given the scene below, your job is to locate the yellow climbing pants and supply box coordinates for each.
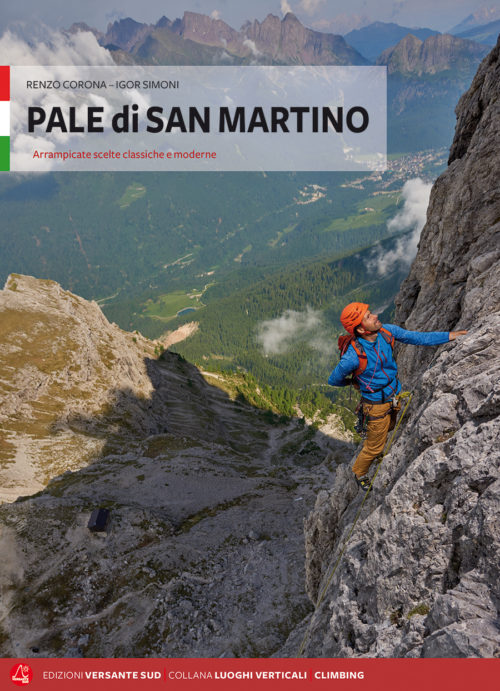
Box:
[352,400,400,478]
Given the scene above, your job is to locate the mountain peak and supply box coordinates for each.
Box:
[377,32,489,75]
[103,17,152,51]
[450,5,500,34]
[344,21,439,62]
[242,12,368,65]
[155,16,172,29]
[69,10,371,66]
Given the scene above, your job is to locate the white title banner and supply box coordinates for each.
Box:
[10,65,387,171]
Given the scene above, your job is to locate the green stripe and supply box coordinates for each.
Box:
[0,136,9,171]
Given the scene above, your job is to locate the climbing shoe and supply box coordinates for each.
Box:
[355,475,371,492]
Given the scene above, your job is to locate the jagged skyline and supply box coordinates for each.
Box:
[0,0,498,37]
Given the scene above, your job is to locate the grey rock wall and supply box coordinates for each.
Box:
[289,37,500,658]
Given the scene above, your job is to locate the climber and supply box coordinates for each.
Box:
[328,302,467,492]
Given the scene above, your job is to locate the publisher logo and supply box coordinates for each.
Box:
[10,663,33,686]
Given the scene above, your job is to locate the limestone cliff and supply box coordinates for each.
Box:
[87,11,367,66]
[377,33,489,75]
[0,275,353,657]
[241,13,367,65]
[0,275,158,503]
[290,38,500,658]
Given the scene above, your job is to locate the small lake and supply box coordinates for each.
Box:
[177,307,196,316]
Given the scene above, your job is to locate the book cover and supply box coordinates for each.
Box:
[0,1,498,687]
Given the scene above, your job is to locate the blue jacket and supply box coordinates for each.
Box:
[328,324,450,402]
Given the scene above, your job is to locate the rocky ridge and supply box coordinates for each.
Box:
[377,33,489,75]
[72,11,368,66]
[282,38,500,658]
[240,13,366,65]
[0,274,354,657]
[0,274,157,503]
[344,22,439,63]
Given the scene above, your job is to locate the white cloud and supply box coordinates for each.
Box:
[281,1,294,17]
[366,177,432,276]
[387,177,431,235]
[216,50,234,63]
[299,0,326,15]
[256,307,332,357]
[0,26,116,170]
[0,24,114,66]
[243,38,261,57]
[311,13,372,34]
[210,10,221,20]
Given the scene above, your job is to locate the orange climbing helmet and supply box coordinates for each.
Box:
[340,302,369,334]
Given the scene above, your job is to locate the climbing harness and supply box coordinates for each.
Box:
[354,395,401,438]
[297,390,413,657]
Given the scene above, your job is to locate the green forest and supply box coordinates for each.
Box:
[0,155,442,430]
[0,155,444,329]
[165,238,408,413]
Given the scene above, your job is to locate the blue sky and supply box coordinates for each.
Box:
[1,0,498,35]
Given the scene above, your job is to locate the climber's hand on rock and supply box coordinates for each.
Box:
[449,330,468,340]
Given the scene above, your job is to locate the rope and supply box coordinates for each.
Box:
[297,391,413,657]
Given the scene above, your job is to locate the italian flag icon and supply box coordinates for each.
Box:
[0,66,10,171]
